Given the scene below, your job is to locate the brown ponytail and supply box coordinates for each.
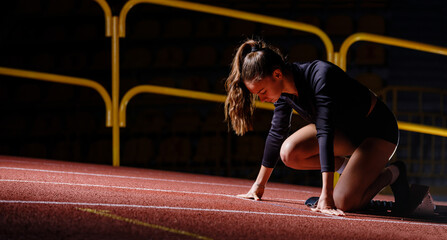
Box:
[224,39,286,135]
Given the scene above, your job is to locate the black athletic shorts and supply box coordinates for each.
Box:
[341,99,399,147]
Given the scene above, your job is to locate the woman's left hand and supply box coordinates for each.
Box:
[311,193,345,216]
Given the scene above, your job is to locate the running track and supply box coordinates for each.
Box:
[0,156,446,239]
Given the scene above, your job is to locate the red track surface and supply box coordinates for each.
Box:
[1,156,446,239]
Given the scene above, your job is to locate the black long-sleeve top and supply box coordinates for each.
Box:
[261,60,372,172]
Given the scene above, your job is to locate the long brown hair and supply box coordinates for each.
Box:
[224,39,286,135]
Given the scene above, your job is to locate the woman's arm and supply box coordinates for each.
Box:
[237,165,273,200]
[237,97,291,200]
[320,172,335,206]
[306,62,344,215]
[311,172,345,215]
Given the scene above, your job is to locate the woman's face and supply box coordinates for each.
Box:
[244,70,283,103]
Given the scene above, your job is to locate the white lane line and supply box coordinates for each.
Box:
[0,166,315,193]
[0,179,307,204]
[0,159,150,174]
[265,198,305,203]
[0,179,240,199]
[0,199,331,219]
[0,159,80,167]
[1,200,446,228]
[0,179,315,215]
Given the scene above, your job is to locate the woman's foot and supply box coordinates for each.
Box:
[389,161,411,214]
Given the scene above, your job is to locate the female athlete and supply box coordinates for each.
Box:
[224,39,410,216]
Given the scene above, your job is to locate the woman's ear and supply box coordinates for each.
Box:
[272,69,282,81]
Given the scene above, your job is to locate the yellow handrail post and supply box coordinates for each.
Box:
[112,16,120,167]
[93,0,119,166]
[0,67,112,126]
[119,0,334,62]
[333,52,340,67]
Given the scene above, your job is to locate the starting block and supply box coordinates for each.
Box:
[305,184,447,217]
[411,184,447,217]
[411,184,434,216]
[389,184,447,217]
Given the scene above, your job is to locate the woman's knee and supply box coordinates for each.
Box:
[279,141,296,167]
[279,125,319,168]
[333,189,362,211]
[280,140,317,168]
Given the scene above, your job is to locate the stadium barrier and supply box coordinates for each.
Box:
[0,67,112,127]
[118,0,334,61]
[378,86,447,179]
[114,0,335,167]
[3,0,447,175]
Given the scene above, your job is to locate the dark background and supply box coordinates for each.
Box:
[0,0,446,192]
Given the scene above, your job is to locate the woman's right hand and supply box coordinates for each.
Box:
[237,183,265,201]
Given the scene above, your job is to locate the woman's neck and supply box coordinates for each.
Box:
[282,70,298,96]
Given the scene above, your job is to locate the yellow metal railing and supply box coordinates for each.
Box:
[338,32,447,71]
[119,85,276,127]
[0,67,112,127]
[396,122,447,137]
[112,1,447,167]
[0,0,115,165]
[378,86,447,137]
[338,32,447,137]
[6,0,447,169]
[93,0,112,37]
[113,0,336,166]
[118,0,334,62]
[377,86,447,179]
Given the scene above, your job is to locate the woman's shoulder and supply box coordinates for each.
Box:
[292,60,333,77]
[295,60,345,80]
[300,60,338,71]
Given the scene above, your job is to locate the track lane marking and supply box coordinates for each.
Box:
[0,166,315,193]
[0,179,243,199]
[77,208,213,240]
[0,179,309,211]
[0,178,304,203]
[0,200,338,219]
[1,200,447,228]
[0,179,321,215]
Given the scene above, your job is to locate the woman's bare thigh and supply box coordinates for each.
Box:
[333,137,397,210]
[281,124,356,161]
